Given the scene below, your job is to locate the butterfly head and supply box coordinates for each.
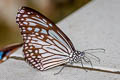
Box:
[69,51,86,64]
[77,51,85,58]
[70,48,105,65]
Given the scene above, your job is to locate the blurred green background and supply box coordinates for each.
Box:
[0,0,91,47]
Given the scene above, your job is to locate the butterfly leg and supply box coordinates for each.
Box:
[80,58,88,72]
[83,56,93,68]
[54,63,67,75]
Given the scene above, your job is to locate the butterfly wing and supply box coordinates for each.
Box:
[16,6,75,70]
[0,43,23,63]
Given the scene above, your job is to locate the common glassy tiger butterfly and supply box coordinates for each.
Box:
[0,6,105,74]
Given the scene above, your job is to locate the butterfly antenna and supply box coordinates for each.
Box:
[85,52,101,63]
[83,48,105,53]
[83,56,93,68]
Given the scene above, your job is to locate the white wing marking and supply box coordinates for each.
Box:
[17,14,21,17]
[48,30,70,53]
[21,18,24,21]
[43,45,68,55]
[46,39,53,44]
[31,44,42,48]
[41,55,68,62]
[27,27,32,31]
[41,29,47,34]
[32,17,46,24]
[31,39,50,46]
[39,49,46,53]
[34,28,40,32]
[48,23,53,27]
[20,10,24,13]
[42,56,69,70]
[26,18,48,27]
[57,31,72,53]
[29,22,37,26]
[23,14,28,17]
[53,40,67,52]
[41,53,54,57]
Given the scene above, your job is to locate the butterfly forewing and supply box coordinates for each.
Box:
[16,7,75,70]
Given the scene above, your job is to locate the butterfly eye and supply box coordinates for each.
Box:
[79,52,85,57]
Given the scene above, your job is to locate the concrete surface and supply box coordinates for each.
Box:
[1,0,120,80]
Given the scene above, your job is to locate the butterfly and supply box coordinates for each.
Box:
[16,6,105,72]
[0,43,23,63]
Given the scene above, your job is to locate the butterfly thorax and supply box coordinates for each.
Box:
[69,51,85,64]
